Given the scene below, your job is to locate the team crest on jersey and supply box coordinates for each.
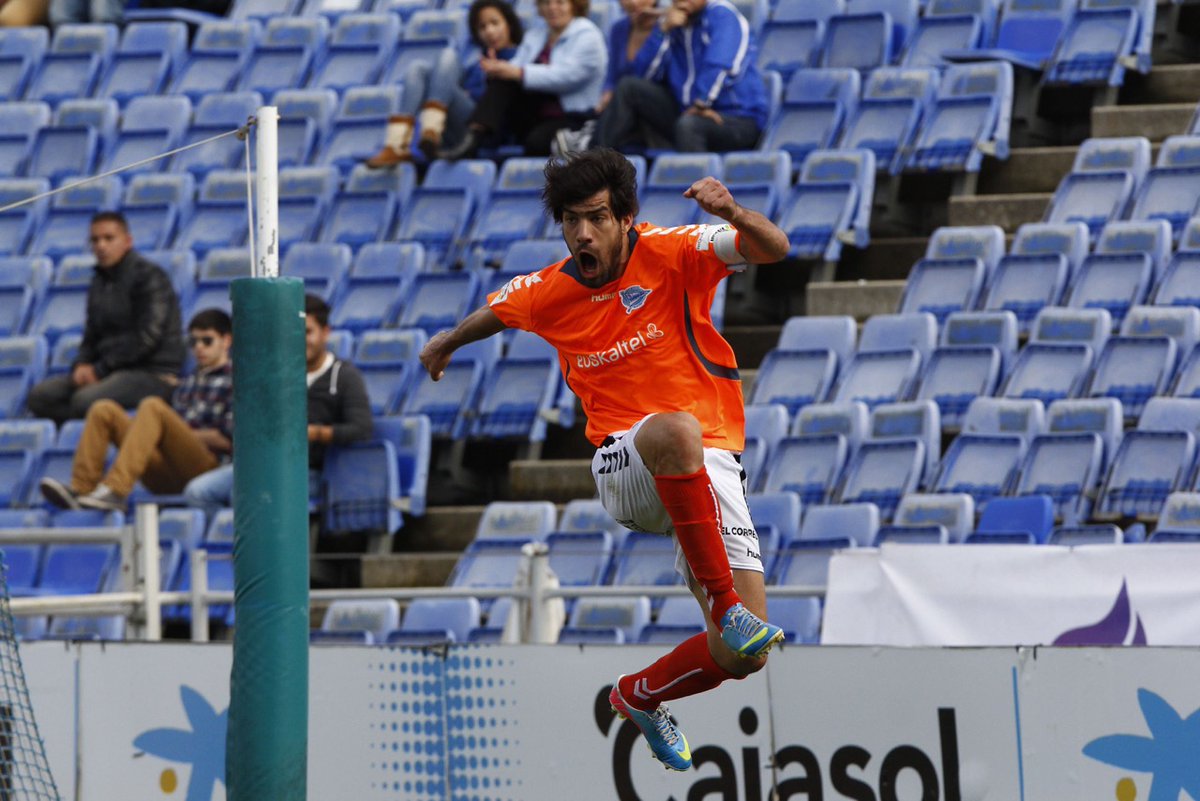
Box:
[619,285,652,314]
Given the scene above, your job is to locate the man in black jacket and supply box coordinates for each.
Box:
[27,212,185,424]
[183,294,373,516]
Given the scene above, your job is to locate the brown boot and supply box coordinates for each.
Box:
[416,101,448,162]
[365,114,415,168]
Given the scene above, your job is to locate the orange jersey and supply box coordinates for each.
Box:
[487,222,746,451]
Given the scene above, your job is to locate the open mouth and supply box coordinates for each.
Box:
[578,251,598,275]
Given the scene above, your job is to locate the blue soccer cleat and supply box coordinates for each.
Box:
[719,603,785,658]
[609,679,692,771]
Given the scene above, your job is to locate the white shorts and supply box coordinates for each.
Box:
[591,414,764,576]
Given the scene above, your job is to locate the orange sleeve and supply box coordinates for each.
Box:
[487,271,545,331]
[682,224,741,292]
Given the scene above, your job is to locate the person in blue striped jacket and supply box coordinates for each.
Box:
[587,0,767,153]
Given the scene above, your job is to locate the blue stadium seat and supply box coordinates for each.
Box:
[902,14,983,67]
[1048,524,1124,545]
[1173,347,1200,399]
[915,345,1002,429]
[1094,398,1200,520]
[567,597,649,643]
[0,336,48,384]
[749,349,837,416]
[462,161,552,269]
[395,271,479,336]
[860,311,938,358]
[877,491,973,543]
[393,597,481,644]
[0,102,51,178]
[933,432,1025,505]
[159,507,206,555]
[546,531,613,588]
[307,13,399,93]
[1155,252,1200,308]
[0,177,51,256]
[471,357,558,443]
[1045,397,1124,471]
[350,237,426,283]
[897,257,986,324]
[906,93,1001,173]
[766,596,822,643]
[229,0,300,21]
[401,360,482,439]
[1096,219,1172,285]
[1073,135,1150,194]
[324,442,402,533]
[841,66,937,174]
[184,248,251,317]
[319,165,413,250]
[942,309,1018,366]
[759,20,824,80]
[1045,171,1136,242]
[46,332,82,378]
[833,349,922,409]
[0,451,34,505]
[24,23,117,108]
[800,500,879,548]
[0,27,48,103]
[1088,336,1175,421]
[747,490,802,553]
[272,88,338,168]
[320,598,399,643]
[926,223,1005,270]
[778,314,857,364]
[403,8,469,48]
[120,173,194,254]
[25,126,96,184]
[237,17,328,98]
[970,495,1054,543]
[1080,0,1154,72]
[171,21,261,103]
[792,400,870,450]
[1030,306,1111,353]
[476,500,557,541]
[169,91,264,180]
[354,329,425,415]
[961,396,1045,444]
[1129,167,1200,244]
[764,68,860,168]
[820,5,904,70]
[100,95,192,176]
[1002,342,1094,405]
[330,247,423,333]
[29,286,89,344]
[607,531,681,588]
[1066,253,1152,331]
[36,542,117,595]
[779,148,874,260]
[1011,220,1090,279]
[1151,492,1200,541]
[280,242,350,300]
[394,165,494,269]
[96,22,187,105]
[446,539,529,604]
[559,499,628,543]
[1044,7,1138,87]
[1015,431,1105,524]
[47,613,124,641]
[944,0,1073,70]
[742,404,789,491]
[174,171,252,259]
[369,414,430,516]
[762,433,848,505]
[275,165,339,253]
[834,438,924,519]
[868,399,940,481]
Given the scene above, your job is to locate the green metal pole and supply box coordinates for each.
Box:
[226,277,309,801]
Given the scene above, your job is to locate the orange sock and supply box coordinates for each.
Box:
[654,466,740,625]
[619,633,737,711]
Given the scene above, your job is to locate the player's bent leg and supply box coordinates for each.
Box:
[635,413,743,626]
[609,679,693,771]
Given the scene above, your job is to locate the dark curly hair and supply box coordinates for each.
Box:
[542,148,640,223]
[467,0,524,49]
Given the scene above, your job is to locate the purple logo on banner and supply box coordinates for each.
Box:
[1053,580,1147,646]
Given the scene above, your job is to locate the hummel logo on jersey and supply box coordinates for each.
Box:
[575,323,665,369]
[619,285,652,314]
[591,292,616,302]
[489,273,542,306]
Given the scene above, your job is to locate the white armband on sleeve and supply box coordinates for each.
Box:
[695,223,744,268]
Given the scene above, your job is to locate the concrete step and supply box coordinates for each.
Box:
[1120,64,1200,106]
[510,459,594,502]
[948,193,1051,232]
[1092,103,1195,140]
[395,506,483,552]
[978,147,1076,195]
[361,553,459,588]
[807,280,907,321]
[838,237,929,282]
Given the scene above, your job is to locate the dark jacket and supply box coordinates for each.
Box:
[308,356,373,468]
[76,250,185,378]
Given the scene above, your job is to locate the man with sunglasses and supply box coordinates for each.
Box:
[39,309,234,512]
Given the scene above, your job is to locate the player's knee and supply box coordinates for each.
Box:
[717,649,767,679]
[639,412,704,474]
[137,395,168,413]
[84,398,122,421]
[652,412,702,451]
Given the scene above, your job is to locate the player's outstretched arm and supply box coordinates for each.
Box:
[684,177,790,264]
[419,305,508,381]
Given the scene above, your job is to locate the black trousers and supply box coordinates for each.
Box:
[469,78,592,156]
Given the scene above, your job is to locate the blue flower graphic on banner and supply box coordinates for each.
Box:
[133,685,228,801]
[1083,688,1200,801]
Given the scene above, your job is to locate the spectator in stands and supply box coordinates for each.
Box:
[183,294,373,516]
[437,0,607,159]
[38,309,233,513]
[48,0,121,25]
[366,0,525,168]
[418,148,789,772]
[0,0,48,26]
[588,0,767,153]
[27,212,184,426]
[553,0,663,155]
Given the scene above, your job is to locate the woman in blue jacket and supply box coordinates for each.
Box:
[366,0,524,168]
[438,0,608,159]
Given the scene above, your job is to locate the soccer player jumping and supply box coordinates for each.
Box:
[419,148,791,771]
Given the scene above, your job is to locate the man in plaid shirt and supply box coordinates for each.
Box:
[39,309,235,512]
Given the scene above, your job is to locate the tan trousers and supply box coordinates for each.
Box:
[72,397,220,496]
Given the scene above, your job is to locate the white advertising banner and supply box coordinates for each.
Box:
[19,641,1200,801]
[821,543,1200,646]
